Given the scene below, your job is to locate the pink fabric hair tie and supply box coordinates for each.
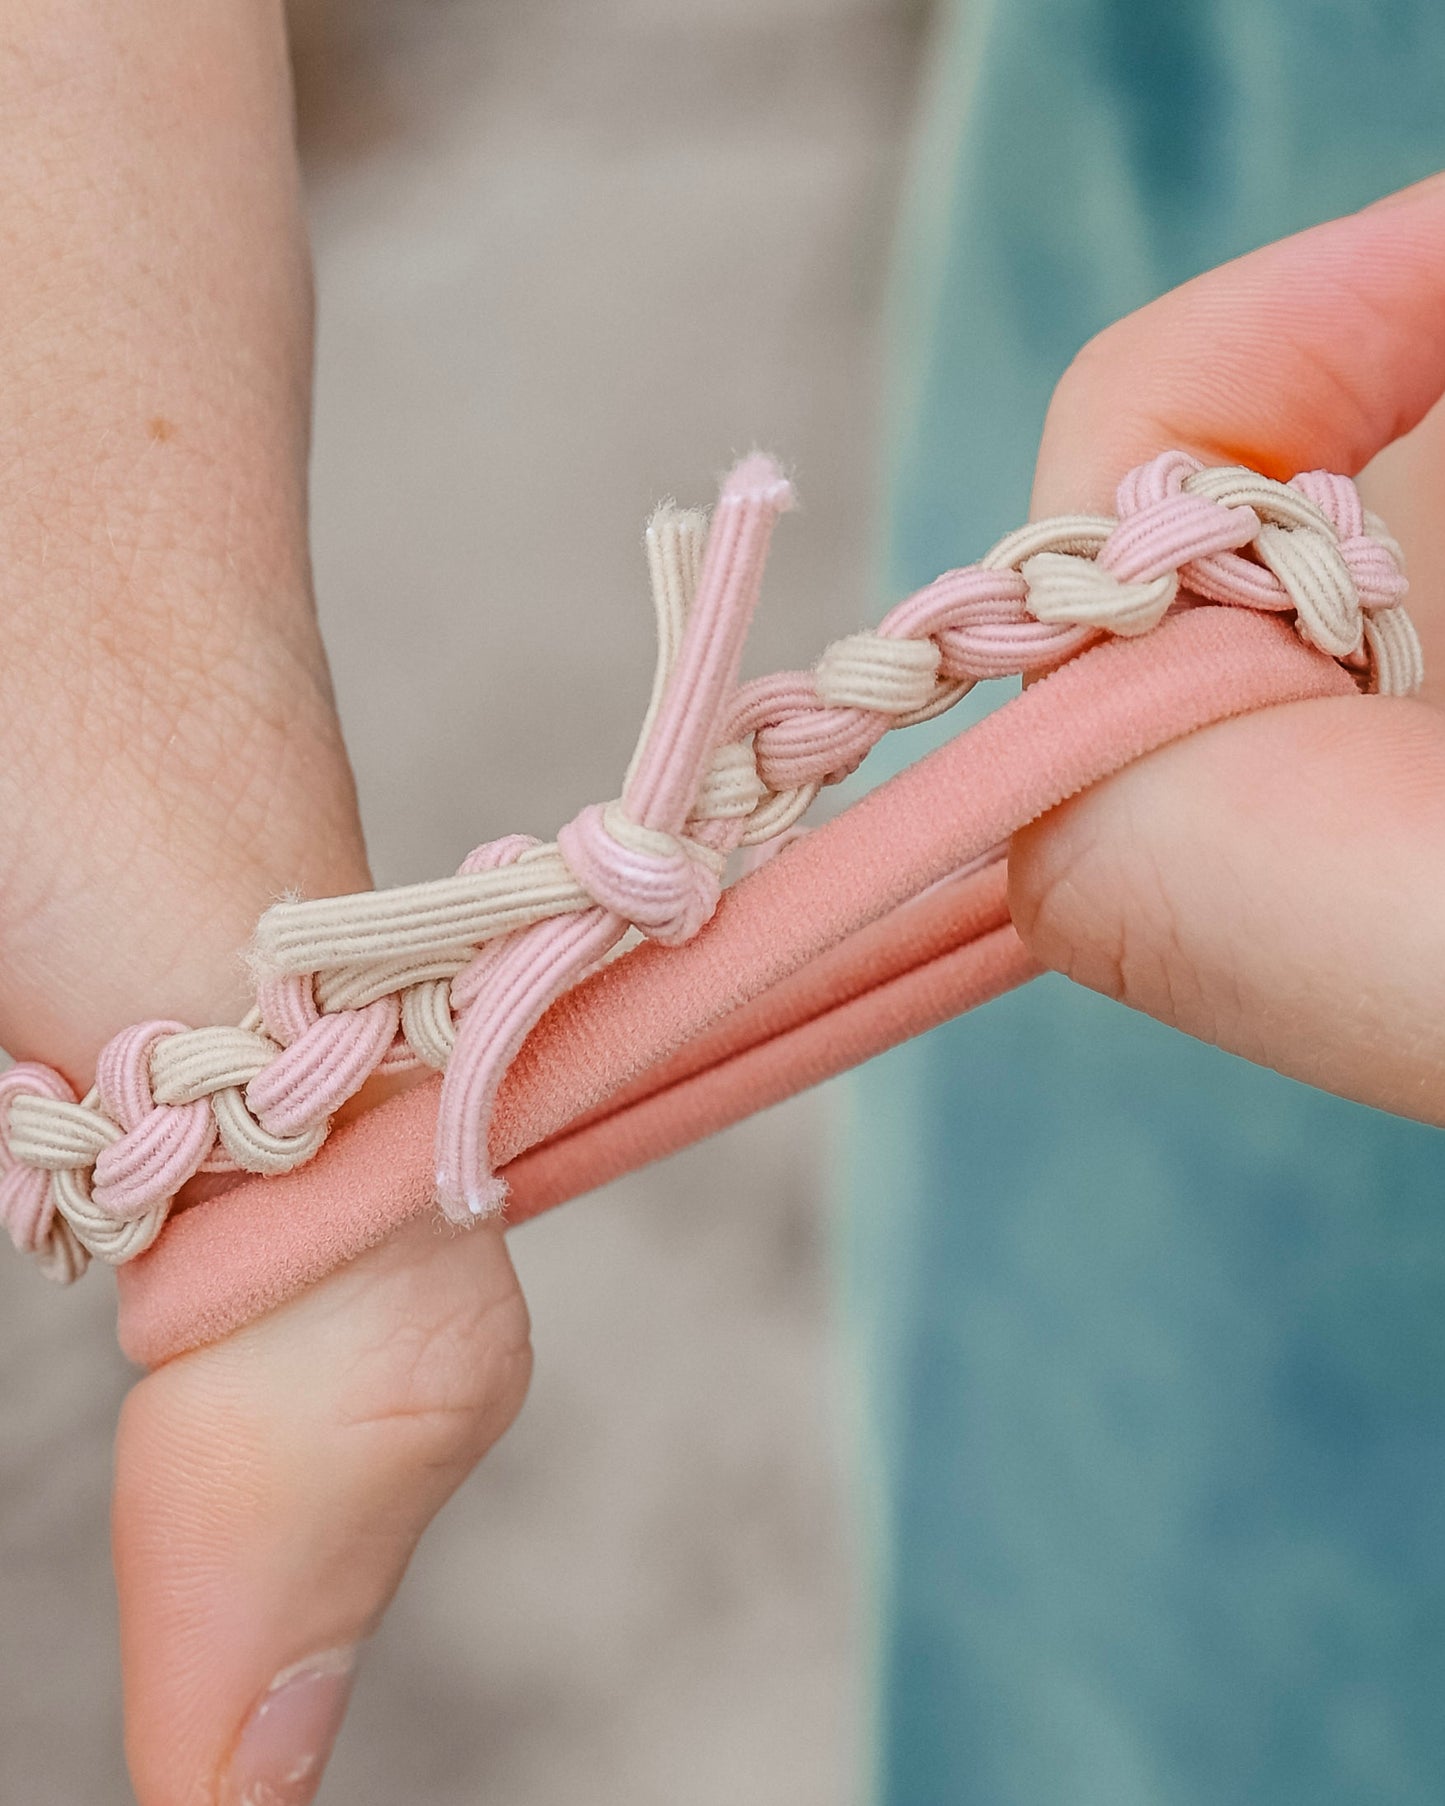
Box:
[0,450,1416,1364]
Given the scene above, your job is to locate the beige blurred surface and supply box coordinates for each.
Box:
[0,2,924,1798]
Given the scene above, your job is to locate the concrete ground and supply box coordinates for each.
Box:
[0,2,925,1798]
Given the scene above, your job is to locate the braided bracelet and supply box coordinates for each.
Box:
[0,450,1420,1287]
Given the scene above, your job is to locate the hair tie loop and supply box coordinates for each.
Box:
[1,450,1417,1283]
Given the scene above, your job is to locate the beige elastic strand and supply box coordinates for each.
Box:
[0,452,1420,1282]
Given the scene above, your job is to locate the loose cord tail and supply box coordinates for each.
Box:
[433,455,795,1219]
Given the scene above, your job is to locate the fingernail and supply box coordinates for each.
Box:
[224,1646,358,1806]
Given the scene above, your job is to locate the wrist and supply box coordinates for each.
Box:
[0,0,368,1073]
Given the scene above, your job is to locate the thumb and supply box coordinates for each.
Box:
[113,1209,531,1806]
[1009,173,1445,1122]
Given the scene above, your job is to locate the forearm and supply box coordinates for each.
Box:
[0,0,366,1073]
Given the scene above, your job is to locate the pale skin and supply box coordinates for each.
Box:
[0,3,1441,1799]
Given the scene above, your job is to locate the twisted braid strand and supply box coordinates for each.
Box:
[0,450,1419,1280]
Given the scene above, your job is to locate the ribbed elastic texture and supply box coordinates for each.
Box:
[117,606,1357,1366]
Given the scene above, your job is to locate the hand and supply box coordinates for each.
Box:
[0,6,529,1802]
[1010,173,1445,1123]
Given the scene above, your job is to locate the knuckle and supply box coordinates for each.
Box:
[330,1231,533,1477]
[1052,322,1119,417]
[1039,321,1181,501]
[1010,807,1132,999]
[1046,320,1144,442]
[1011,792,1226,1043]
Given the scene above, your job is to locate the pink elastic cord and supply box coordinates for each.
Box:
[117,606,1357,1367]
[434,456,793,1220]
[2,450,1413,1289]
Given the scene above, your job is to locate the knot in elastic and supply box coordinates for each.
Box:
[446,832,547,1018]
[1217,465,1416,692]
[1109,457,1260,583]
[245,990,400,1141]
[1290,467,1410,632]
[557,800,724,946]
[815,632,942,716]
[1181,463,1366,657]
[458,832,544,878]
[256,972,320,1047]
[92,1019,218,1221]
[690,741,764,824]
[0,1063,76,1266]
[1,1070,166,1270]
[1020,551,1178,638]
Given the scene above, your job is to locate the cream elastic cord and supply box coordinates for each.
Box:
[118,605,1359,1368]
[0,450,1420,1285]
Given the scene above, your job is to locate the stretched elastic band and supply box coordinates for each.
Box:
[0,450,1414,1291]
[117,606,1357,1365]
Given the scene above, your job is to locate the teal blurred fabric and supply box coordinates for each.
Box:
[845,4,1445,1800]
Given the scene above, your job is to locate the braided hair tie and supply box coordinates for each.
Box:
[0,451,1418,1359]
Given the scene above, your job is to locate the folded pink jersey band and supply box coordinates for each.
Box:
[117,606,1357,1368]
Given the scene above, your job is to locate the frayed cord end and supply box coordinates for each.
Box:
[720,451,795,511]
[435,1168,509,1227]
[242,886,306,991]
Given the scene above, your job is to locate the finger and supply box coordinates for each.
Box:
[0,16,528,1806]
[1010,173,1445,1121]
[1359,389,1445,701]
[114,1212,532,1806]
[0,0,368,1070]
[1031,171,1445,513]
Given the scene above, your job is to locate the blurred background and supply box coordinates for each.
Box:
[5,4,1445,1804]
[0,1,927,1800]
